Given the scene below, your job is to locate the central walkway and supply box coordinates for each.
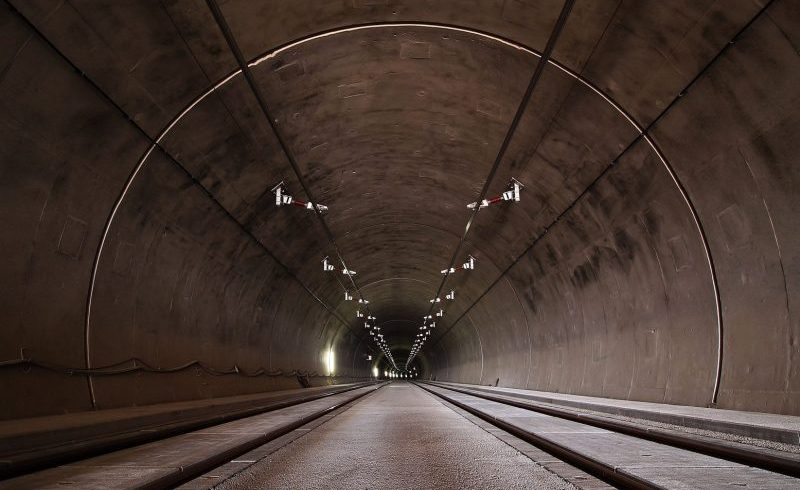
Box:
[217,382,572,489]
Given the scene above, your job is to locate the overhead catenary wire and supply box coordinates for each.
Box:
[0,1,383,406]
[408,0,576,368]
[424,1,775,407]
[204,0,396,370]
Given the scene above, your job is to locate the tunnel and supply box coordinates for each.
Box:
[1,1,799,488]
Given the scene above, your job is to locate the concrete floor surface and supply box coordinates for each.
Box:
[217,382,573,489]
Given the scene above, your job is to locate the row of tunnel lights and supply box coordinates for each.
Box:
[407,180,522,368]
[324,256,396,369]
[385,369,416,379]
[273,181,396,369]
[273,179,523,373]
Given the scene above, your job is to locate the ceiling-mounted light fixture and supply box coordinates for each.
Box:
[440,255,475,275]
[462,255,475,270]
[466,178,522,210]
[273,181,328,212]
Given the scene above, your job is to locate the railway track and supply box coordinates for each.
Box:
[0,383,384,489]
[416,381,800,489]
[3,381,798,489]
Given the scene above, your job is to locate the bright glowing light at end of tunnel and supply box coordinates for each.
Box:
[372,366,378,378]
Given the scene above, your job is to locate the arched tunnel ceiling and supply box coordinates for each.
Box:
[120,4,720,353]
[127,20,649,356]
[1,0,799,418]
[103,9,697,337]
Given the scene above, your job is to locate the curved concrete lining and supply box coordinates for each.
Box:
[0,0,797,420]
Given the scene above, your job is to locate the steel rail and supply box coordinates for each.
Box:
[420,381,800,479]
[0,382,382,480]
[147,383,385,489]
[415,381,657,489]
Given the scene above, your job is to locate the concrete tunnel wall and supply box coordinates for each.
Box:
[0,0,798,420]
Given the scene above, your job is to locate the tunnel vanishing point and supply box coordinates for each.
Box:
[1,1,799,489]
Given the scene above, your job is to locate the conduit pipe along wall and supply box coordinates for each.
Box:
[0,0,798,420]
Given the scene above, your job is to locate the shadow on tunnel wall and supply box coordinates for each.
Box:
[427,1,799,416]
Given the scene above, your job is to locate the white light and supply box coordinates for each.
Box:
[273,182,285,206]
[325,349,335,375]
[466,198,489,209]
[505,179,522,202]
[105,24,700,400]
[372,366,378,377]
[463,255,475,270]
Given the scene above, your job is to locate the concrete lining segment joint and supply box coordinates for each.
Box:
[44,17,722,404]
